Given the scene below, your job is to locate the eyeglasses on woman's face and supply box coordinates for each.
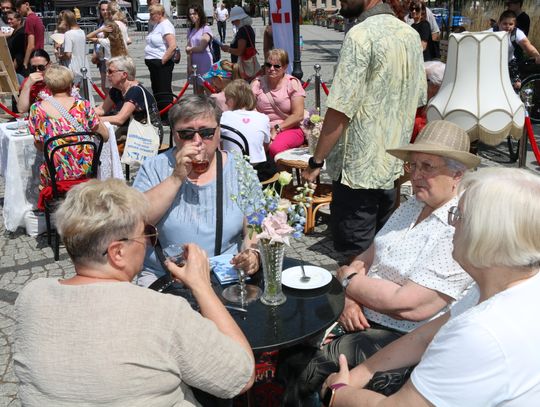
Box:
[447,206,462,226]
[265,62,282,70]
[176,127,217,140]
[106,68,124,76]
[102,224,158,256]
[404,161,446,176]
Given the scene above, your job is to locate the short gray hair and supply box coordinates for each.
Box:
[107,56,136,80]
[455,168,540,269]
[169,94,222,126]
[424,61,445,86]
[55,179,149,266]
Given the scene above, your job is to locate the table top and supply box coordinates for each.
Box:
[230,276,344,353]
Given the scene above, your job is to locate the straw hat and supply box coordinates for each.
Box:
[387,120,480,169]
[229,6,248,21]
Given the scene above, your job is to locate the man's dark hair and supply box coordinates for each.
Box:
[14,0,29,9]
[499,10,517,22]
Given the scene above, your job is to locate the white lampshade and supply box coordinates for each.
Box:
[427,31,525,145]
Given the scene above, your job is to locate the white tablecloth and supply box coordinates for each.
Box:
[0,122,123,234]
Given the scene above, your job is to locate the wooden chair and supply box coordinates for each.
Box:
[42,132,103,260]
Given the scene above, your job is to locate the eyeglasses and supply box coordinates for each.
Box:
[448,206,462,226]
[106,69,124,75]
[409,8,421,13]
[176,127,217,140]
[30,64,47,73]
[189,12,197,15]
[265,62,282,70]
[1,6,12,10]
[404,161,446,176]
[102,224,158,256]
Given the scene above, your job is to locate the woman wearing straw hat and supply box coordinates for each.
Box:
[323,166,540,406]
[281,120,480,404]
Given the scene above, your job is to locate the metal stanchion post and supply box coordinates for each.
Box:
[191,64,199,94]
[80,67,90,101]
[314,64,321,113]
[519,88,533,168]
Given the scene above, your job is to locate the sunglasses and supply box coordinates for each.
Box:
[102,224,158,256]
[176,127,216,140]
[30,64,47,73]
[265,62,282,69]
[409,8,421,12]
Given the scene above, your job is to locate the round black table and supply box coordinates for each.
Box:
[229,276,345,353]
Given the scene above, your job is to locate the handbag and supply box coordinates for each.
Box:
[238,26,261,81]
[121,86,160,165]
[172,47,181,64]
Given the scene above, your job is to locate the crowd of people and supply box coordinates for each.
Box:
[4,0,540,405]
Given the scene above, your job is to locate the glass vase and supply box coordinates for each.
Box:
[258,239,286,306]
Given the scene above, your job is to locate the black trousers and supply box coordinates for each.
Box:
[144,58,174,113]
[278,323,405,407]
[217,20,226,43]
[330,181,396,252]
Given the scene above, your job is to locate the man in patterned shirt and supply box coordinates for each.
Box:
[303,0,426,252]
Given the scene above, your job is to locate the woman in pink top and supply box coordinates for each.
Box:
[251,48,306,158]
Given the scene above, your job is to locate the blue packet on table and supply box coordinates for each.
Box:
[210,253,251,285]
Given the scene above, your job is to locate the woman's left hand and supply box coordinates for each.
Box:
[185,46,192,55]
[321,354,350,397]
[221,44,230,52]
[231,249,260,275]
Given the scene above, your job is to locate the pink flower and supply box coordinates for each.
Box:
[257,211,294,245]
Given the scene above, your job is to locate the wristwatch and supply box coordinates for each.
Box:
[322,383,348,407]
[274,124,282,133]
[308,156,324,169]
[341,272,358,289]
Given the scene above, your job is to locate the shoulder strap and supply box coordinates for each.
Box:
[214,150,223,256]
[261,77,288,120]
[45,96,85,132]
[136,85,152,124]
[242,25,257,53]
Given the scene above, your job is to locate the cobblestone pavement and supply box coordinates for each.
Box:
[1,19,540,405]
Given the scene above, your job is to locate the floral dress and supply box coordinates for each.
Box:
[28,97,100,189]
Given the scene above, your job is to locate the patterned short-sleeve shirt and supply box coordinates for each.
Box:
[326,12,427,189]
[363,195,473,332]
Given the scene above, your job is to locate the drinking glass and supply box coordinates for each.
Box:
[222,267,262,306]
[192,150,209,174]
[163,244,186,267]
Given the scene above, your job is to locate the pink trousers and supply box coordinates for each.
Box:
[268,127,305,159]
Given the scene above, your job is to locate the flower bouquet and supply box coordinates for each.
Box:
[232,157,315,305]
[303,109,324,155]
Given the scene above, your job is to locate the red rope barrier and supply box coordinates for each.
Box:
[302,78,311,89]
[321,81,330,96]
[202,80,217,94]
[159,80,190,115]
[91,81,106,100]
[0,101,20,118]
[525,115,540,164]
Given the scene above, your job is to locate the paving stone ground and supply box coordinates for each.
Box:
[1,19,540,405]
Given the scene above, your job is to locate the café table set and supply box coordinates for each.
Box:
[0,119,123,235]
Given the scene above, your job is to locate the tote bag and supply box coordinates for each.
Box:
[238,26,261,82]
[121,86,160,165]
